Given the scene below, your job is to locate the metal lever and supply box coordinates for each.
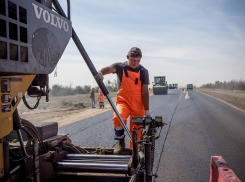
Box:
[144,137,152,182]
[46,74,49,102]
[52,0,132,141]
[135,138,151,144]
[135,140,147,143]
[13,109,28,156]
[152,173,158,178]
[132,126,138,169]
[67,0,70,20]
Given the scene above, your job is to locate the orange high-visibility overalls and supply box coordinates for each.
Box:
[112,63,145,148]
[98,88,104,108]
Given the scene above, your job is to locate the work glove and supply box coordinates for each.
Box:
[94,72,104,82]
[145,110,151,118]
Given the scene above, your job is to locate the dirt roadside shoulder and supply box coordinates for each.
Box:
[195,88,245,113]
[20,92,154,127]
[20,96,117,127]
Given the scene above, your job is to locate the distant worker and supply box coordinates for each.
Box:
[90,88,95,108]
[98,88,104,108]
[94,47,150,155]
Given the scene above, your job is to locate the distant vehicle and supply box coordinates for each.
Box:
[187,84,193,90]
[168,83,178,89]
[168,84,174,89]
[173,83,178,89]
[153,76,168,95]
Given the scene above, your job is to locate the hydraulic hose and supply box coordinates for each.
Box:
[21,119,47,154]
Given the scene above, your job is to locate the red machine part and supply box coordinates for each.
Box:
[209,156,241,182]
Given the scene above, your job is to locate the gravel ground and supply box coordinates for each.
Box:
[58,89,181,179]
[157,90,245,182]
[149,90,181,178]
[58,89,245,181]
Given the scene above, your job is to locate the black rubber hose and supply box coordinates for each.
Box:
[22,95,41,110]
[13,109,22,130]
[21,119,47,153]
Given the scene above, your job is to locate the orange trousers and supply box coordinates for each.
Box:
[112,63,145,148]
[112,97,144,148]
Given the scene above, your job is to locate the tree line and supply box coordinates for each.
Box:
[200,79,245,91]
[50,79,118,96]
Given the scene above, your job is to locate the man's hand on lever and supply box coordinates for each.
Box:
[94,72,104,82]
[145,110,151,118]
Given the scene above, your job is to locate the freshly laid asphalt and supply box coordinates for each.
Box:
[59,89,245,182]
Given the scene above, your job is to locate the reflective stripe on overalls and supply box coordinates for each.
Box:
[112,63,145,148]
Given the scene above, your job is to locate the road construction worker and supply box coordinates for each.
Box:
[94,47,150,155]
[90,88,95,108]
[98,88,104,108]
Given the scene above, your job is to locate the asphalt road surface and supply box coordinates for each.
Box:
[59,89,245,182]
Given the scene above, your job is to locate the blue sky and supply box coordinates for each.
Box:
[50,0,245,88]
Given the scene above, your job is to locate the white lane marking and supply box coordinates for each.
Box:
[178,90,183,101]
[185,91,190,99]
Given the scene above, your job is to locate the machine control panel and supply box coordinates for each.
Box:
[1,94,11,103]
[1,78,11,112]
[1,78,10,93]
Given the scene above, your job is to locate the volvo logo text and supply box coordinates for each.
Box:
[32,3,69,32]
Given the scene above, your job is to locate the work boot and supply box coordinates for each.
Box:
[113,140,132,155]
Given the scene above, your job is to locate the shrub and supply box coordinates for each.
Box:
[200,79,245,91]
